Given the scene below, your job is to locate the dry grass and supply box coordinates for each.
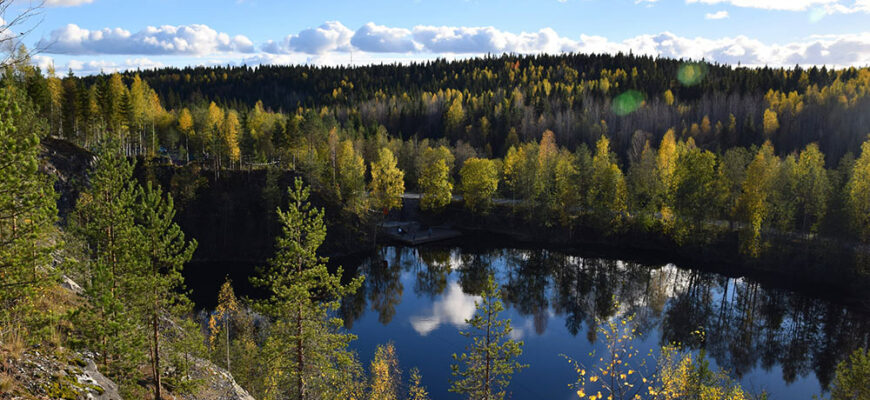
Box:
[0,371,15,394]
[0,330,26,361]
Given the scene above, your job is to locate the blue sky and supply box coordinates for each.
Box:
[9,0,870,75]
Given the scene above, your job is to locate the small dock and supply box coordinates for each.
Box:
[381,221,461,245]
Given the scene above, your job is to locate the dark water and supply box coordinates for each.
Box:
[186,245,870,400]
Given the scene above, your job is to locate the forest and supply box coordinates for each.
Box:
[2,44,870,400]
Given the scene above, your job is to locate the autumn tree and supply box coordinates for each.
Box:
[847,138,870,242]
[794,143,830,233]
[553,150,581,229]
[656,129,678,231]
[762,108,779,137]
[451,276,526,400]
[589,135,628,232]
[177,107,194,161]
[336,139,368,215]
[671,144,724,243]
[418,145,454,211]
[209,278,240,375]
[460,157,500,215]
[369,342,402,400]
[408,368,430,400]
[627,141,660,231]
[737,142,779,257]
[370,147,405,214]
[222,109,242,169]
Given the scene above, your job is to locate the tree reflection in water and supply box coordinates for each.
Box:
[340,246,870,391]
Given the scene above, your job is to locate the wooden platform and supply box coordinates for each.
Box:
[381,221,461,245]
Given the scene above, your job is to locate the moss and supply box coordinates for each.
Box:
[43,374,104,399]
[43,379,78,400]
[69,357,87,368]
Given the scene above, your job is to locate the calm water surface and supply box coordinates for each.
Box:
[335,245,869,400]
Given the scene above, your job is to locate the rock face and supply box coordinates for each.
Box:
[180,358,255,400]
[1,349,257,400]
[1,349,122,400]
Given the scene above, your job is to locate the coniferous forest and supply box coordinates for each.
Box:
[2,22,870,400]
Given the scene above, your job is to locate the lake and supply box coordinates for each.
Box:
[186,245,870,400]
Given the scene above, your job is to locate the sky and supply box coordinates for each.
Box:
[7,0,870,75]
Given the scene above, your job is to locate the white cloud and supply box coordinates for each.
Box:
[37,21,870,71]
[262,21,353,55]
[705,10,730,18]
[412,25,577,54]
[686,0,839,11]
[37,24,255,55]
[409,282,478,336]
[39,57,165,75]
[45,0,94,6]
[351,23,420,53]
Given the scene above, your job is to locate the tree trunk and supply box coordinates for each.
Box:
[152,309,161,399]
[297,303,305,400]
[225,317,231,374]
[152,285,162,399]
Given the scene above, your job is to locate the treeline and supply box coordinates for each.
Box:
[40,52,870,167]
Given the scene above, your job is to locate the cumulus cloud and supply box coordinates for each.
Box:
[262,21,352,54]
[37,24,255,55]
[351,23,419,53]
[705,10,730,18]
[45,0,94,6]
[412,25,577,54]
[36,21,870,71]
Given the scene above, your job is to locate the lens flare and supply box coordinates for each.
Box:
[809,7,826,23]
[612,90,645,116]
[677,63,707,86]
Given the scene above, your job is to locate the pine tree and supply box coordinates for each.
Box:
[253,177,364,400]
[0,88,57,341]
[134,182,197,399]
[71,141,147,395]
[450,276,526,400]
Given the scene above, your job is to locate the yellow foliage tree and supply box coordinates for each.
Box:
[370,147,405,213]
[762,108,779,137]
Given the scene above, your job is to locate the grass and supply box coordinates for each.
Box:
[0,371,15,394]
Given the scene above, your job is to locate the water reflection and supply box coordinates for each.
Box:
[409,282,479,336]
[341,246,869,398]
